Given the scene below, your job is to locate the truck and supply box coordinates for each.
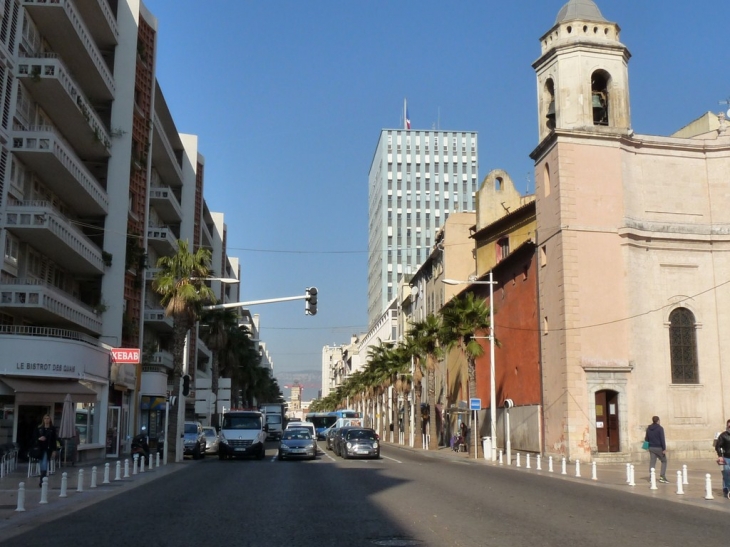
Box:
[259,402,286,441]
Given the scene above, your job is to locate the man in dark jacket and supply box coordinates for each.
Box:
[714,419,730,498]
[645,416,668,483]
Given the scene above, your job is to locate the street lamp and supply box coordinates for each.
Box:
[442,271,497,462]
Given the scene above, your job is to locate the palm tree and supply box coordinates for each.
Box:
[440,291,492,453]
[152,240,215,462]
[200,307,239,426]
[409,314,443,450]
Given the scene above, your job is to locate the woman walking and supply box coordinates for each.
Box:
[33,414,57,487]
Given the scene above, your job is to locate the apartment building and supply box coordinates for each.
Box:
[367,128,479,327]
[0,0,239,461]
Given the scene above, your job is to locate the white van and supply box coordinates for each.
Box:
[218,411,267,460]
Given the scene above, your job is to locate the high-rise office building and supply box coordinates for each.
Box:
[367,128,479,326]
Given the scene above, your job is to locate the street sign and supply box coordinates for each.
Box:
[111,348,140,363]
[469,398,481,411]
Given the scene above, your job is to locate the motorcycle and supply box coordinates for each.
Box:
[131,427,150,464]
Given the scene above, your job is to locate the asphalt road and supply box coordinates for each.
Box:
[1,442,726,547]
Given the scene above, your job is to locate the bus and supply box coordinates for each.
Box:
[305,410,362,439]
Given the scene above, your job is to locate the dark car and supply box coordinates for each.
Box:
[277,429,316,461]
[183,421,206,459]
[332,426,356,457]
[325,426,340,451]
[339,428,380,459]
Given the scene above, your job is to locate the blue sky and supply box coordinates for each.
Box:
[143,0,729,390]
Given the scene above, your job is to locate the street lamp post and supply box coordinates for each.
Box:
[443,272,497,462]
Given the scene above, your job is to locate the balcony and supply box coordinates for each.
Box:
[4,201,105,275]
[0,278,102,335]
[149,187,182,224]
[21,0,115,102]
[73,0,118,49]
[11,127,108,216]
[149,350,174,371]
[201,222,213,249]
[143,308,173,333]
[147,226,178,256]
[152,114,183,187]
[145,268,160,284]
[16,56,112,159]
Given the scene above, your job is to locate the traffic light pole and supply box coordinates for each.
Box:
[203,294,308,311]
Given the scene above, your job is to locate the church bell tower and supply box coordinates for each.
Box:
[533,0,632,143]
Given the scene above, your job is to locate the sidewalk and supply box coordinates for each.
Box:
[385,440,730,513]
[0,456,186,541]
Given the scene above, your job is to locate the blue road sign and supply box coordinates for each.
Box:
[469,398,481,411]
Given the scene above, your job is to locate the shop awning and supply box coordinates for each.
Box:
[0,378,98,404]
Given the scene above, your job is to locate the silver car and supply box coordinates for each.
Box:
[277,429,316,461]
[203,426,219,454]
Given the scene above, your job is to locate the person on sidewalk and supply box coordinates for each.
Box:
[713,418,730,498]
[33,414,58,487]
[645,416,668,483]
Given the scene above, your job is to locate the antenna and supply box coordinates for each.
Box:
[719,96,730,118]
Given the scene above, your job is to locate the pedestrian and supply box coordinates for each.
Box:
[460,421,468,452]
[645,416,668,483]
[714,418,730,499]
[33,414,58,487]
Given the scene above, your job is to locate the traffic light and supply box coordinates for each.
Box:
[305,287,318,316]
[182,374,191,396]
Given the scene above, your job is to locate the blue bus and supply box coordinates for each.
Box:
[306,409,361,439]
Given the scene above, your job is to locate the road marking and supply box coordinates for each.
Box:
[322,451,337,462]
[381,455,402,464]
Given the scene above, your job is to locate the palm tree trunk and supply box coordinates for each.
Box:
[211,354,220,427]
[414,381,423,448]
[167,322,188,463]
[428,365,438,450]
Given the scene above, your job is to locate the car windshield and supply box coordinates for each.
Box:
[347,430,376,441]
[184,424,197,434]
[266,415,281,424]
[222,415,262,430]
[204,429,216,438]
[283,431,311,440]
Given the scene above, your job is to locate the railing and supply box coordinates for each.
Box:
[5,201,104,271]
[22,0,116,96]
[0,280,102,333]
[11,125,109,212]
[0,324,101,347]
[147,226,178,249]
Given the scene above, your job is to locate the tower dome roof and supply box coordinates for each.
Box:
[555,0,607,24]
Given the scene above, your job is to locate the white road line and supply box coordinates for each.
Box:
[381,455,402,464]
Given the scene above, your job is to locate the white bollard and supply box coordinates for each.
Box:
[40,477,49,504]
[76,469,84,493]
[650,467,657,490]
[90,466,98,488]
[682,464,688,485]
[705,473,714,500]
[536,454,542,471]
[516,453,521,468]
[526,454,531,469]
[629,464,636,486]
[140,455,145,473]
[575,459,581,478]
[132,455,138,475]
[15,482,26,512]
[626,463,631,483]
[103,463,110,484]
[676,470,684,495]
[115,461,122,481]
[156,452,161,468]
[548,456,554,473]
[59,472,68,498]
[591,461,597,481]
[123,459,130,479]
[561,457,567,475]
[498,450,503,465]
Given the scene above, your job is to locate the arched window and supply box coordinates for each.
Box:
[669,308,698,384]
[591,70,611,126]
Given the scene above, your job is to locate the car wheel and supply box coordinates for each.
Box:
[218,452,225,460]
[277,451,283,461]
[193,443,201,460]
[256,445,265,460]
[342,449,349,460]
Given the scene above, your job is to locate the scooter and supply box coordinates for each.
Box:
[131,428,150,464]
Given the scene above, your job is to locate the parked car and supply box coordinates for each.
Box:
[332,426,356,457]
[277,429,316,461]
[203,426,219,454]
[325,426,340,450]
[338,427,380,459]
[183,421,206,459]
[285,421,316,440]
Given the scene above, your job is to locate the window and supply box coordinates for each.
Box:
[4,233,18,265]
[496,237,509,262]
[669,308,699,384]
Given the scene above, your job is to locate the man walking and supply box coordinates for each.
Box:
[645,416,668,483]
[714,419,730,498]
